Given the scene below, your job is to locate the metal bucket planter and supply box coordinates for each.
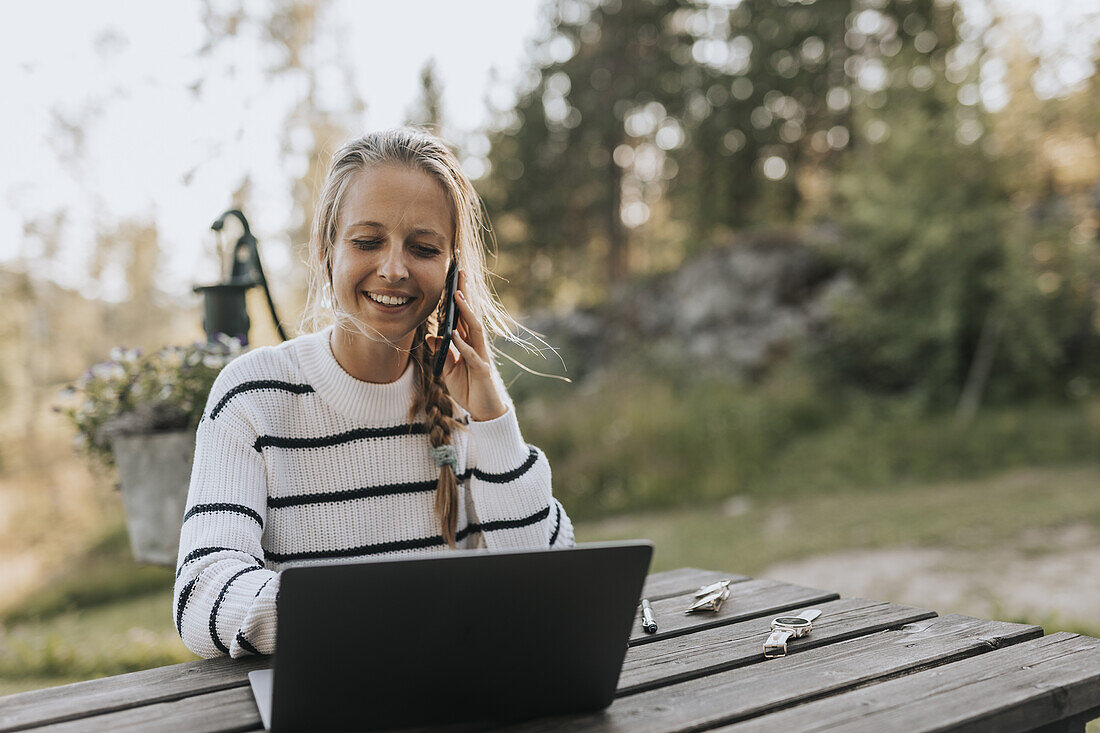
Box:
[110,430,196,566]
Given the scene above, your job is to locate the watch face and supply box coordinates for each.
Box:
[774,617,810,627]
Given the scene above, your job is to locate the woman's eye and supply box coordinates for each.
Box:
[351,239,381,249]
[414,245,441,257]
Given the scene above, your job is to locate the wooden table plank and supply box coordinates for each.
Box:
[713,632,1100,733]
[487,615,1043,732]
[0,656,269,733]
[620,596,937,694]
[27,687,261,733]
[640,568,749,602]
[629,578,839,646]
[0,567,730,732]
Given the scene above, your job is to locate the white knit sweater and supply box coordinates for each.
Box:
[173,326,575,659]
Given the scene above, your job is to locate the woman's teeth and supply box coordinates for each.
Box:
[366,292,412,306]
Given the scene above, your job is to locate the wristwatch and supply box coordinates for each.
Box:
[763,609,822,658]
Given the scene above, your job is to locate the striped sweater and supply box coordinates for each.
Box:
[173,325,575,659]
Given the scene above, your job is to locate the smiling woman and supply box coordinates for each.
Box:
[172,128,574,660]
[327,165,455,382]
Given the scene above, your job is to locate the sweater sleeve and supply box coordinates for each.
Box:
[464,379,576,551]
[173,380,279,659]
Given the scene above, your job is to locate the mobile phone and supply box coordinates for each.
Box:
[432,261,460,380]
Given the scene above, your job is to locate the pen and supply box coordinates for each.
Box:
[640,598,658,633]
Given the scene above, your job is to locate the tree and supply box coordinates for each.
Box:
[813,0,1070,408]
[484,0,697,305]
[483,0,971,309]
[666,0,852,234]
[405,59,446,132]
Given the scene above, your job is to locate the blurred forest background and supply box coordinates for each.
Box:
[2,0,1099,695]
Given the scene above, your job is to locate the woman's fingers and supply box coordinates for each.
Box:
[454,289,489,360]
[453,330,492,374]
[449,330,481,368]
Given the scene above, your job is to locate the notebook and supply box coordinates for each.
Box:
[249,539,653,731]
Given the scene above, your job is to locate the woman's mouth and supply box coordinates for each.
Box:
[363,291,415,311]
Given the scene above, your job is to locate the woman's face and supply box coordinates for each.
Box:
[329,164,454,347]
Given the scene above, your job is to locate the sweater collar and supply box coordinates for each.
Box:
[296,325,418,425]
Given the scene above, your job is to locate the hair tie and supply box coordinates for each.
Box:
[431,444,457,470]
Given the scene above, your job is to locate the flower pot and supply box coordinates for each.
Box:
[110,430,196,566]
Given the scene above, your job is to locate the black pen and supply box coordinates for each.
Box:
[640,598,658,633]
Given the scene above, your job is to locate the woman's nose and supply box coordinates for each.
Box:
[377,244,409,281]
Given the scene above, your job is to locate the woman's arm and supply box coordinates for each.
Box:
[173,376,279,658]
[464,365,576,551]
[433,278,576,549]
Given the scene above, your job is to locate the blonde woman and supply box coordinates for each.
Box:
[174,128,575,659]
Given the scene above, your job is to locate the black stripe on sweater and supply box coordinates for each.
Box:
[265,505,550,562]
[183,503,264,529]
[254,577,273,598]
[235,632,261,656]
[266,464,533,510]
[237,577,274,656]
[176,547,264,579]
[268,479,437,509]
[207,381,315,421]
[478,505,551,533]
[470,446,541,483]
[254,423,428,452]
[210,566,263,655]
[549,503,562,547]
[175,577,198,635]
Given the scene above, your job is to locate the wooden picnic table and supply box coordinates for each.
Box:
[2,566,1098,732]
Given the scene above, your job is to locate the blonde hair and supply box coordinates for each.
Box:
[302,127,538,548]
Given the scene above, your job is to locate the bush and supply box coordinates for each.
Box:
[512,361,1100,520]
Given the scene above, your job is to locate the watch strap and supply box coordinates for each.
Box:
[763,627,794,658]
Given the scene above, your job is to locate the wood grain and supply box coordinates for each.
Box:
[28,687,261,733]
[489,615,1043,733]
[620,596,937,694]
[639,568,750,602]
[629,577,838,646]
[0,656,269,733]
[714,632,1100,733]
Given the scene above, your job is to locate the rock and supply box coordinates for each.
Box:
[513,228,842,384]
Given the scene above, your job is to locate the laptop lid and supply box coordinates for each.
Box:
[268,540,652,731]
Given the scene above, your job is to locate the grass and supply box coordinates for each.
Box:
[0,520,194,696]
[2,522,178,624]
[579,464,1100,579]
[0,590,194,695]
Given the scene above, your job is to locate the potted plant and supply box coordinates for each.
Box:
[57,336,246,565]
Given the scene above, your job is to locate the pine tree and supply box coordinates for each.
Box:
[405,59,445,132]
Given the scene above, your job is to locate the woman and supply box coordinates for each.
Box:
[174,128,575,659]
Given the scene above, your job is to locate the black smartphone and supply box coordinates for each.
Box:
[432,261,460,380]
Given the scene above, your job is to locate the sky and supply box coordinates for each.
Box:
[0,0,546,300]
[0,0,1097,302]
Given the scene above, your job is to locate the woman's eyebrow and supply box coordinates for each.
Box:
[345,220,386,231]
[344,221,444,240]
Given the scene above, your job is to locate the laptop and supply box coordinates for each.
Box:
[249,540,653,731]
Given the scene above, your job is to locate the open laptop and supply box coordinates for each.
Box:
[249,540,653,731]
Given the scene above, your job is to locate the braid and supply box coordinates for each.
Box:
[408,323,465,548]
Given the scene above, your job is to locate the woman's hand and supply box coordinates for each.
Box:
[427,271,508,422]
